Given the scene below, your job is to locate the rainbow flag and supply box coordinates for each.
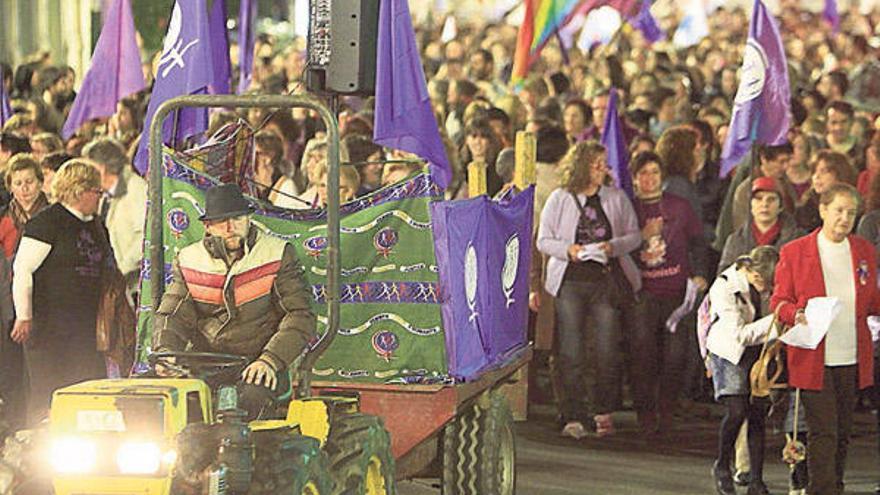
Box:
[511,0,579,88]
[511,0,638,87]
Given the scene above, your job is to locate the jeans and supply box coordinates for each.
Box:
[555,279,622,422]
[801,365,857,495]
[628,291,691,414]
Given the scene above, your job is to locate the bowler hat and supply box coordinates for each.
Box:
[200,184,253,221]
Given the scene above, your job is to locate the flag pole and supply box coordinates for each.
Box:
[553,26,570,65]
[171,108,181,149]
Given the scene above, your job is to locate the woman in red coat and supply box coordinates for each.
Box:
[771,183,880,495]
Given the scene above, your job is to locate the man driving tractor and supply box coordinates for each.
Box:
[154,184,316,419]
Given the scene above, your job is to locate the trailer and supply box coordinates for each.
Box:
[141,94,532,494]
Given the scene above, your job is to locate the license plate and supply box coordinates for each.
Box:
[76,410,126,432]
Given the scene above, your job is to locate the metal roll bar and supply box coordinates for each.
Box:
[148,94,340,397]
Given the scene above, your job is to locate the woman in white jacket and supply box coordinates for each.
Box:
[706,246,779,495]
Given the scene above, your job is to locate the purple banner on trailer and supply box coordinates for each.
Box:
[431,187,533,381]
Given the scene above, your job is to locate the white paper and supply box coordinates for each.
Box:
[779,323,818,349]
[779,297,841,349]
[577,243,608,265]
[666,279,699,333]
[868,316,880,343]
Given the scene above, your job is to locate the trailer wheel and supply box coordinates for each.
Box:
[323,414,396,495]
[248,430,334,495]
[441,390,516,495]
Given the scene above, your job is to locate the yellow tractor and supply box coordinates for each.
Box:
[7,351,394,495]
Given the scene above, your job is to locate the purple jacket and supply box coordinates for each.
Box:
[537,185,642,297]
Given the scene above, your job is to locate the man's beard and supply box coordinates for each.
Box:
[225,236,244,251]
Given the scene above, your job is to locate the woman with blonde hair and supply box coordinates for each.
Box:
[537,140,641,438]
[11,159,111,424]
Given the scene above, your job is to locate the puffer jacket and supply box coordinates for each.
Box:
[705,264,775,366]
[155,227,316,371]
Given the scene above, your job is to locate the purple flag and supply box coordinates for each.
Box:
[0,66,12,128]
[601,89,634,199]
[630,1,665,44]
[62,0,145,139]
[101,0,114,23]
[431,187,533,380]
[237,0,256,94]
[718,0,791,178]
[134,0,213,174]
[823,0,840,33]
[208,0,231,95]
[373,0,452,190]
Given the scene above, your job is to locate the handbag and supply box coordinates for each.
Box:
[750,310,788,399]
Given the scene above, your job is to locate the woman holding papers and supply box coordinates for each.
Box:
[771,183,880,495]
[537,141,641,439]
[628,151,708,436]
[707,246,780,495]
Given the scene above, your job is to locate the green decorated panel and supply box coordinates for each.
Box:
[135,155,448,383]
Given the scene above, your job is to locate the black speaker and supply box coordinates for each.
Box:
[306,0,380,96]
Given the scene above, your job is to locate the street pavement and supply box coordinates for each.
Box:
[398,402,880,494]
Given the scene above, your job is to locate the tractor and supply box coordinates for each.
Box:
[34,352,394,495]
[4,351,394,495]
[0,94,396,495]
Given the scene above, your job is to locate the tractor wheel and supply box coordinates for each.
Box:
[248,430,334,495]
[323,414,395,495]
[5,430,52,495]
[441,390,516,495]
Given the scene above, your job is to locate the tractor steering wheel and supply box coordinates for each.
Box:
[148,351,249,382]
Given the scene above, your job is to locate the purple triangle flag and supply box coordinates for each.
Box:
[62,0,145,139]
[134,0,213,174]
[208,0,231,95]
[373,0,452,190]
[630,1,665,44]
[237,0,256,94]
[600,89,634,199]
[823,0,840,33]
[718,0,791,178]
[0,66,12,128]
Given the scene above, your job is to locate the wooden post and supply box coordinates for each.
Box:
[505,131,538,421]
[514,131,536,190]
[467,159,487,198]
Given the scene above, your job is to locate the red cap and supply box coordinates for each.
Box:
[751,176,781,197]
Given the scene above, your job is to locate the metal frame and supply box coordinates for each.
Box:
[148,94,340,396]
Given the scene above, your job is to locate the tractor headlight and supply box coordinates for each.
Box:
[116,442,165,475]
[50,437,97,474]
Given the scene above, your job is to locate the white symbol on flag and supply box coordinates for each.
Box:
[502,233,520,308]
[465,243,478,323]
[158,3,200,79]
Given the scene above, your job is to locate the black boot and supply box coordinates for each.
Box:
[712,460,736,495]
[747,480,770,495]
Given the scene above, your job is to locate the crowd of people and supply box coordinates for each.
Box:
[2,1,880,494]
